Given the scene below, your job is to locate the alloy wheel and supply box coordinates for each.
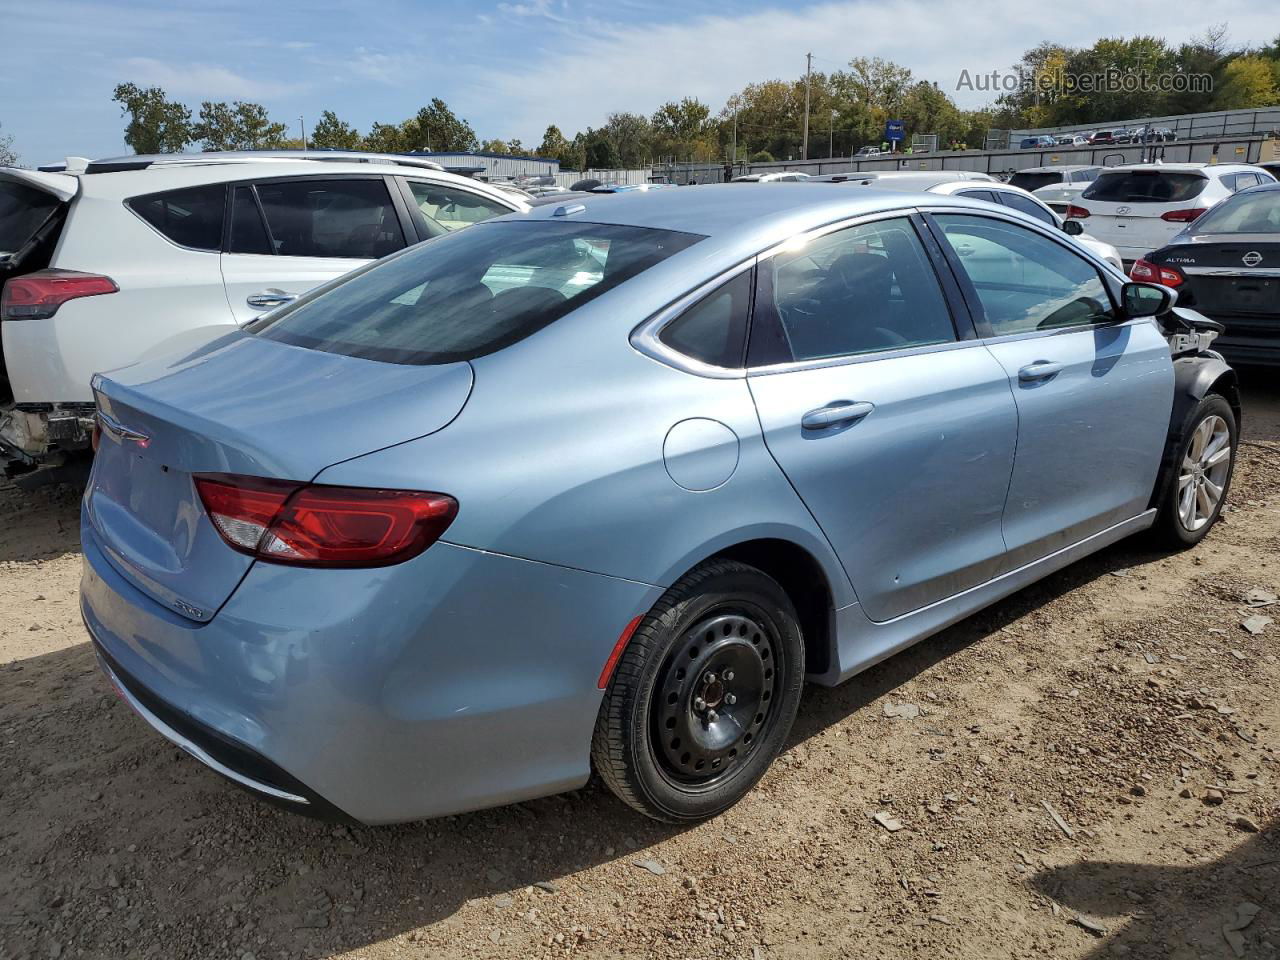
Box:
[1177,414,1232,532]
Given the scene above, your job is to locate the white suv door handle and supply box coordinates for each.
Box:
[246,289,298,309]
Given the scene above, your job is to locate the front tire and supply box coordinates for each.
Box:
[1153,394,1237,548]
[591,560,804,823]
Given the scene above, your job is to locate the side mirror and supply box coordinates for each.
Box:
[1122,281,1176,318]
[1061,220,1084,236]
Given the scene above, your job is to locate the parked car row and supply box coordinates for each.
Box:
[1022,127,1178,149]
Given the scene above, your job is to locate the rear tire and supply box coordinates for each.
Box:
[1152,394,1237,548]
[591,559,804,823]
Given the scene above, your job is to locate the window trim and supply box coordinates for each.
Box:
[919,206,1125,342]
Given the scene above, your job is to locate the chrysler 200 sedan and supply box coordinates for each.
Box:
[81,186,1240,824]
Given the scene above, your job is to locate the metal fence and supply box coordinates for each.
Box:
[1009,106,1280,145]
[552,168,651,187]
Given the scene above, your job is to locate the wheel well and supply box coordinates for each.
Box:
[1208,371,1242,430]
[709,539,835,677]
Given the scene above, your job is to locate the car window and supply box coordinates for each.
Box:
[934,214,1115,336]
[658,269,752,368]
[0,181,62,255]
[126,184,225,251]
[1190,189,1280,233]
[1008,172,1062,192]
[249,221,703,365]
[998,191,1058,227]
[1082,171,1207,203]
[957,189,999,204]
[254,178,404,260]
[228,185,272,255]
[750,216,956,364]
[405,180,512,234]
[1072,168,1101,182]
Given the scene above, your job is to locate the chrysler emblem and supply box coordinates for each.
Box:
[97,411,150,448]
[1242,251,1263,267]
[1116,205,1132,215]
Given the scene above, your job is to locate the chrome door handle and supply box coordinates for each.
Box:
[1018,360,1063,382]
[801,401,875,430]
[246,289,298,309]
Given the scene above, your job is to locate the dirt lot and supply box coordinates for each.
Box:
[1,373,1277,960]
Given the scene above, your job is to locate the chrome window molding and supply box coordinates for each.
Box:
[746,336,978,378]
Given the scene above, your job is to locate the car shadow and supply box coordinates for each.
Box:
[1029,826,1279,957]
[0,476,81,564]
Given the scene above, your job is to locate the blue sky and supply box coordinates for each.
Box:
[2,0,1275,165]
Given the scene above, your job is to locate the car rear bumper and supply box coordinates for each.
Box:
[80,508,661,824]
[1214,334,1280,366]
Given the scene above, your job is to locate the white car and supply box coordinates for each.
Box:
[1008,165,1103,193]
[1063,162,1277,265]
[852,173,1125,271]
[731,172,811,183]
[0,151,527,483]
[1032,181,1087,217]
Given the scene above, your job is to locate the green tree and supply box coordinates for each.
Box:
[193,101,290,150]
[537,124,577,167]
[748,150,775,163]
[310,110,363,150]
[401,99,478,152]
[603,112,653,166]
[651,97,715,160]
[481,138,511,154]
[112,83,192,154]
[0,121,17,166]
[581,128,621,168]
[1216,55,1279,109]
[363,121,407,153]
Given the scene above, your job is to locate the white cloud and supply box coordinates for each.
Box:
[469,0,1280,143]
[497,0,567,20]
[120,57,299,100]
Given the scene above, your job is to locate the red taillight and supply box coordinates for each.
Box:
[1,269,118,320]
[194,473,457,568]
[1065,204,1090,219]
[1130,258,1184,287]
[1160,208,1208,223]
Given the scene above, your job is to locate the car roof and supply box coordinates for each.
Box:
[1098,162,1256,175]
[1016,165,1099,174]
[77,150,447,175]
[516,181,1000,243]
[60,158,523,207]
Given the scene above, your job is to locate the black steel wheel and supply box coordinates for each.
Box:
[592,559,804,822]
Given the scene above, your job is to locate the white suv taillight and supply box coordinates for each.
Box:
[1,269,118,320]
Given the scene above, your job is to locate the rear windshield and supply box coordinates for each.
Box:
[1190,189,1280,234]
[249,220,704,364]
[1082,171,1207,204]
[1008,172,1063,192]
[0,181,62,258]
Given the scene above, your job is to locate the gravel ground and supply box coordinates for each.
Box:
[1,371,1277,960]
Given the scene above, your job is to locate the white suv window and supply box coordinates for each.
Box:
[126,184,226,251]
[253,178,404,260]
[405,180,512,234]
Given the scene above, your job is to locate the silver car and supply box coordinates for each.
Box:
[81,185,1239,824]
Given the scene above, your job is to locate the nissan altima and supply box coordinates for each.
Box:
[81,185,1239,824]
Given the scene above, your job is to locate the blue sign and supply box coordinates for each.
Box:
[885,119,905,142]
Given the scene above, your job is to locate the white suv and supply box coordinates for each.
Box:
[1063,162,1276,265]
[0,151,527,483]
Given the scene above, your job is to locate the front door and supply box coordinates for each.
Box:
[929,211,1173,570]
[746,214,1019,622]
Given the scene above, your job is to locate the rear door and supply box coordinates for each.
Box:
[220,176,410,325]
[1076,169,1210,262]
[929,211,1172,570]
[746,213,1018,622]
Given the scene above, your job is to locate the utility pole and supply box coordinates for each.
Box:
[299,116,306,151]
[732,106,738,167]
[802,52,812,160]
[829,109,835,158]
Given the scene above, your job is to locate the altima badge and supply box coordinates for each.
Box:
[1242,251,1263,267]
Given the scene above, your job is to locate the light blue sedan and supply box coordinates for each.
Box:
[81,185,1239,824]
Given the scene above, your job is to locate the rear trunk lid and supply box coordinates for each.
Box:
[1075,169,1210,259]
[1,170,78,401]
[87,330,472,621]
[1165,239,1280,326]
